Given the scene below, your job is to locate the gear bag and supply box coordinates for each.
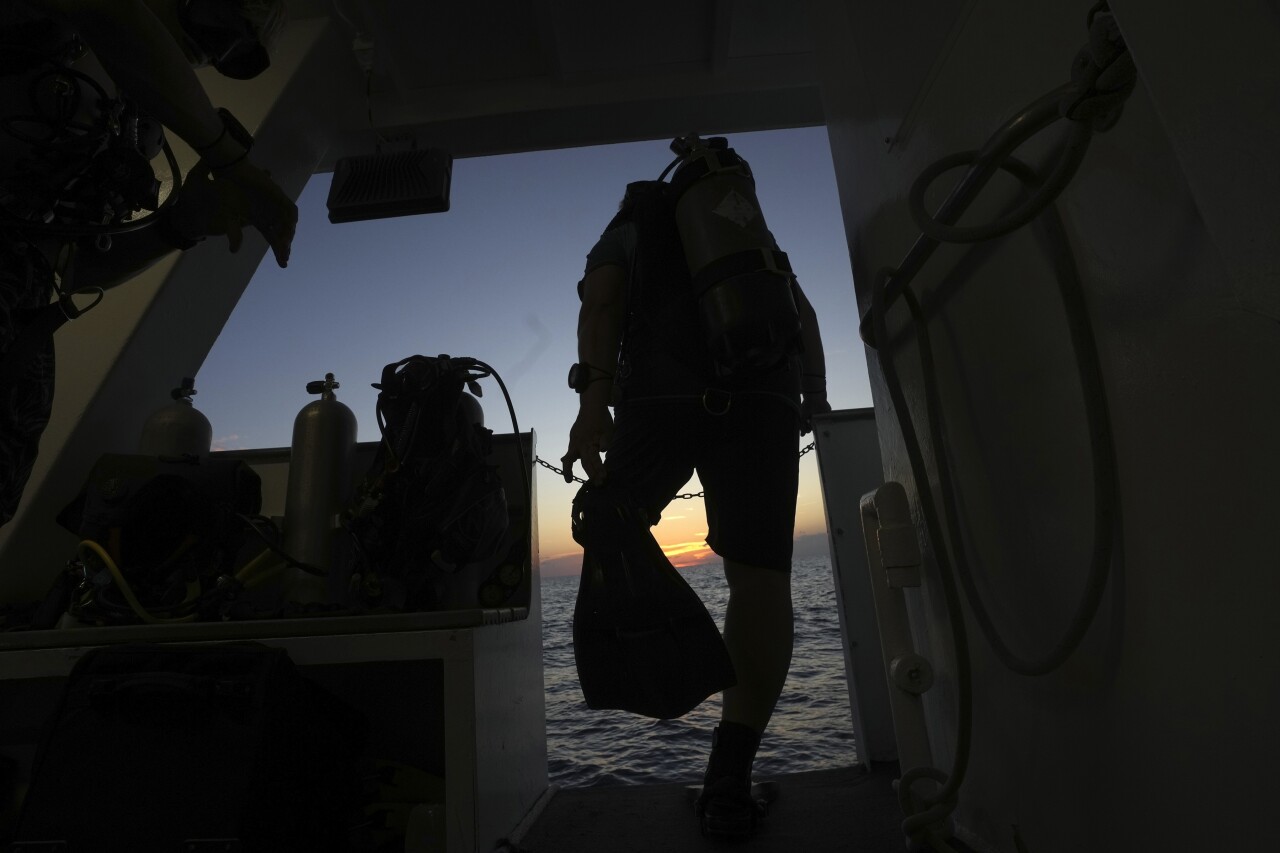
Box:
[346,354,508,611]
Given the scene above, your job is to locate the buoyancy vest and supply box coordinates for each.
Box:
[667,140,802,375]
[609,181,801,407]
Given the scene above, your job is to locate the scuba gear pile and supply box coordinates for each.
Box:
[0,60,174,235]
[0,14,187,273]
[345,355,509,611]
[51,453,263,626]
[665,134,802,376]
[33,355,521,625]
[571,485,736,720]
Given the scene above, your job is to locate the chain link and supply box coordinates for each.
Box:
[536,441,817,498]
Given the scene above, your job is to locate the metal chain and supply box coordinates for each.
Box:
[536,440,816,498]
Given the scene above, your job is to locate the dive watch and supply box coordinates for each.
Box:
[568,362,612,393]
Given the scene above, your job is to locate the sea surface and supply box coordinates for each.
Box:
[540,556,858,788]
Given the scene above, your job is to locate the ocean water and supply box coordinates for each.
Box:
[540,556,858,788]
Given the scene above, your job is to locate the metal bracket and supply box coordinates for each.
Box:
[890,653,935,695]
[859,481,934,772]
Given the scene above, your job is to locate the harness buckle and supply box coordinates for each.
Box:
[702,387,732,416]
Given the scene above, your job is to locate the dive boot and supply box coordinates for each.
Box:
[693,721,770,840]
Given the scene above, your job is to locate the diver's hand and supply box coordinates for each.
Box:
[206,158,298,267]
[169,161,251,253]
[562,405,614,485]
[800,391,831,436]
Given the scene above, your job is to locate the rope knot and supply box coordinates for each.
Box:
[1060,3,1136,130]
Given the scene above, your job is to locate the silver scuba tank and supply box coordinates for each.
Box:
[282,373,357,604]
[668,134,801,373]
[458,389,484,429]
[138,377,212,457]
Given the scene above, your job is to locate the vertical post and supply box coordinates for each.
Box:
[812,409,896,767]
[858,483,935,777]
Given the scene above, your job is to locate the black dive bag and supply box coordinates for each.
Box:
[571,488,737,720]
[13,642,367,852]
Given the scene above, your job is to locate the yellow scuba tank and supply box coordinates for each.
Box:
[667,134,801,374]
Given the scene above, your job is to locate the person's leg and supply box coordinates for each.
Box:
[701,396,800,735]
[696,396,799,834]
[722,559,793,733]
[697,558,793,827]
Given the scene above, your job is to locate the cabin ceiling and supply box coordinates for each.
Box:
[290,0,825,167]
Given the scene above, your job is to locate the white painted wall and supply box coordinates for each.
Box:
[809,0,1280,850]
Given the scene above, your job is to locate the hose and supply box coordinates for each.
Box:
[863,3,1135,847]
[77,540,197,625]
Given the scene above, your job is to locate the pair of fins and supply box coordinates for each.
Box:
[571,487,736,720]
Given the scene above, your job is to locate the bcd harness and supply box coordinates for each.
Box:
[605,135,804,411]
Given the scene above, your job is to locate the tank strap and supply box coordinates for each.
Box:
[690,248,792,298]
[669,148,747,199]
[619,388,801,415]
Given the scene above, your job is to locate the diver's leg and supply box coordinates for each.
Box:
[697,562,792,837]
[721,558,793,733]
[696,395,798,836]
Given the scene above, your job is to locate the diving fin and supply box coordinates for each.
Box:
[571,487,737,719]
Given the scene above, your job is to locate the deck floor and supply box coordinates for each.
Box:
[515,762,909,853]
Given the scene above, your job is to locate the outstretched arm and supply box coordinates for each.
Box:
[561,264,627,484]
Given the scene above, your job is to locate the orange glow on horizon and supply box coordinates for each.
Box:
[661,539,716,568]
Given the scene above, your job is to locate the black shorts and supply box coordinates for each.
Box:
[600,393,801,572]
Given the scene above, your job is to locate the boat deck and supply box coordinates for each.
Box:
[515,762,913,853]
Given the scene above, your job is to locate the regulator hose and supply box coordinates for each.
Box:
[863,2,1135,849]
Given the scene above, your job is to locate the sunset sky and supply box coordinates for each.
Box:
[195,126,871,576]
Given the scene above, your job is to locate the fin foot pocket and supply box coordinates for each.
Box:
[690,779,776,840]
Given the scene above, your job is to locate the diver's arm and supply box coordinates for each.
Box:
[794,281,826,381]
[794,281,831,431]
[561,263,627,484]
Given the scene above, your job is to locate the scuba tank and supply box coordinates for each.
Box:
[458,390,484,429]
[282,373,357,605]
[138,377,212,458]
[666,134,801,374]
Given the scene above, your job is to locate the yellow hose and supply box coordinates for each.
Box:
[235,546,278,582]
[78,540,197,624]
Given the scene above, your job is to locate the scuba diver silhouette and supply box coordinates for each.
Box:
[561,134,830,839]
